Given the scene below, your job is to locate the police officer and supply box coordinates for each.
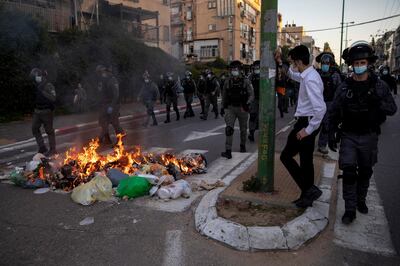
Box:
[221,61,254,159]
[181,71,197,118]
[315,52,342,154]
[96,65,124,145]
[328,41,397,224]
[157,74,166,104]
[379,66,397,96]
[30,68,57,156]
[164,72,180,123]
[197,71,207,115]
[248,60,260,142]
[200,70,220,120]
[137,71,159,127]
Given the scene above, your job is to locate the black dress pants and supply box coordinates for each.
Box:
[280,117,320,193]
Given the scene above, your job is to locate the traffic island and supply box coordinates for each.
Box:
[195,152,338,251]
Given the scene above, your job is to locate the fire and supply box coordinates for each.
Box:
[62,134,207,186]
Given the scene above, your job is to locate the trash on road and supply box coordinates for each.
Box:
[33,187,50,194]
[5,134,207,205]
[79,217,94,226]
[198,180,225,191]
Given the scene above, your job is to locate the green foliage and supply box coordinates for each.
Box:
[242,176,262,192]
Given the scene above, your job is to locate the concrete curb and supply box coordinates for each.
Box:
[195,153,338,251]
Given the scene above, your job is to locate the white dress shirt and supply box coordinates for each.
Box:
[288,65,326,135]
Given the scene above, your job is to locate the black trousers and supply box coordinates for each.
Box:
[280,118,320,193]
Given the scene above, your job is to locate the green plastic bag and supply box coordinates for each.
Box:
[116,176,152,199]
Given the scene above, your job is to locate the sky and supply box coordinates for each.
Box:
[278,0,400,63]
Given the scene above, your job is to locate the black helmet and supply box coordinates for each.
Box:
[252,60,260,67]
[341,48,350,64]
[316,52,335,64]
[346,41,377,64]
[379,65,390,74]
[229,60,242,69]
[30,68,47,78]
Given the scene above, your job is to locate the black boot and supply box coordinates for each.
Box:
[221,150,232,159]
[38,146,48,154]
[342,210,356,225]
[240,145,246,153]
[200,115,207,120]
[164,113,170,123]
[176,112,180,121]
[357,201,368,214]
[248,131,255,142]
[215,112,218,119]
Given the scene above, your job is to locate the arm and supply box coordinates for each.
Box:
[377,81,397,116]
[245,79,254,104]
[222,79,229,108]
[287,67,302,83]
[304,78,327,135]
[41,83,56,103]
[110,77,119,106]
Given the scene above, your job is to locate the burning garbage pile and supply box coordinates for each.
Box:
[8,134,208,205]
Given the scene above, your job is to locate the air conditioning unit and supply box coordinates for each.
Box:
[186,11,192,21]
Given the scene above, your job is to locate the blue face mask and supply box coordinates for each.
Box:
[321,64,330,73]
[353,65,368,75]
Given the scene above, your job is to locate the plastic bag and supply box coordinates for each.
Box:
[9,167,26,187]
[136,174,159,185]
[71,172,113,205]
[116,176,151,199]
[156,180,192,200]
[107,168,129,187]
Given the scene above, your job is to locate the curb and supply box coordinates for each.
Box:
[195,153,338,251]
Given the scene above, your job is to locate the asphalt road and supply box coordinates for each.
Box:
[1,102,399,265]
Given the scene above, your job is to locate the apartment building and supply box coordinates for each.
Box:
[171,0,261,65]
[1,0,173,55]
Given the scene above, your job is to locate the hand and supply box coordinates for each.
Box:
[296,128,309,140]
[220,108,225,117]
[328,133,338,152]
[107,106,113,114]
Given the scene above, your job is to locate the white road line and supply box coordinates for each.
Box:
[334,176,396,256]
[162,230,183,266]
[178,149,208,155]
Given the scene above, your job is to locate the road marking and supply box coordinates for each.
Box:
[183,124,225,142]
[322,162,336,178]
[146,147,174,154]
[334,176,396,256]
[162,230,183,266]
[179,149,208,155]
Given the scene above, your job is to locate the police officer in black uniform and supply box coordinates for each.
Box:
[181,70,197,118]
[96,65,124,145]
[197,71,207,115]
[221,60,254,159]
[248,60,260,142]
[315,52,342,154]
[30,68,57,156]
[164,72,180,123]
[328,41,397,224]
[379,65,397,96]
[200,70,220,120]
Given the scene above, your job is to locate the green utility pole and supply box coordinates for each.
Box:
[257,0,277,192]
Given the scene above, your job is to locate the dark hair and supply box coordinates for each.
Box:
[288,45,310,65]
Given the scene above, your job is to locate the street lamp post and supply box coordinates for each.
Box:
[339,0,345,69]
[345,21,355,48]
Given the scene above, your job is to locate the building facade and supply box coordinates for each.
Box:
[394,25,400,75]
[171,0,261,65]
[1,0,173,55]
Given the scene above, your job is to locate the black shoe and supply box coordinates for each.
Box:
[240,145,246,153]
[38,147,48,154]
[200,111,204,115]
[342,211,356,225]
[248,134,255,142]
[152,121,158,126]
[305,185,322,201]
[215,113,218,119]
[44,149,57,157]
[164,119,170,123]
[183,113,188,119]
[357,201,368,214]
[295,197,313,208]
[221,150,232,159]
[200,115,207,120]
[176,114,180,121]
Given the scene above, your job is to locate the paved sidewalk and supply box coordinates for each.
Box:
[0,95,194,145]
[195,150,338,251]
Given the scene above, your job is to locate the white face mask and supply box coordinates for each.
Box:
[144,79,149,83]
[35,76,42,83]
[207,74,212,78]
[254,69,260,74]
[231,70,239,77]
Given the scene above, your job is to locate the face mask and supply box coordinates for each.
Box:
[168,77,173,81]
[353,65,368,75]
[321,64,330,73]
[254,69,260,74]
[35,76,42,83]
[382,70,388,75]
[207,74,212,78]
[231,70,239,77]
[186,75,190,79]
[144,79,149,83]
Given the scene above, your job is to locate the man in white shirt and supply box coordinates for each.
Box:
[280,45,326,208]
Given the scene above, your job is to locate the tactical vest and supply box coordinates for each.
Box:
[227,77,248,107]
[206,77,217,94]
[99,76,117,105]
[321,74,335,102]
[341,78,385,134]
[35,81,55,110]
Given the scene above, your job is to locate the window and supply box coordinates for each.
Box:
[241,43,246,59]
[162,0,168,6]
[200,45,219,58]
[208,24,216,31]
[163,26,170,41]
[208,1,217,9]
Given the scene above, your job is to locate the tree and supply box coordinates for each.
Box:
[323,42,333,53]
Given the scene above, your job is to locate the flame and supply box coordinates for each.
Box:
[38,167,45,180]
[62,134,205,187]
